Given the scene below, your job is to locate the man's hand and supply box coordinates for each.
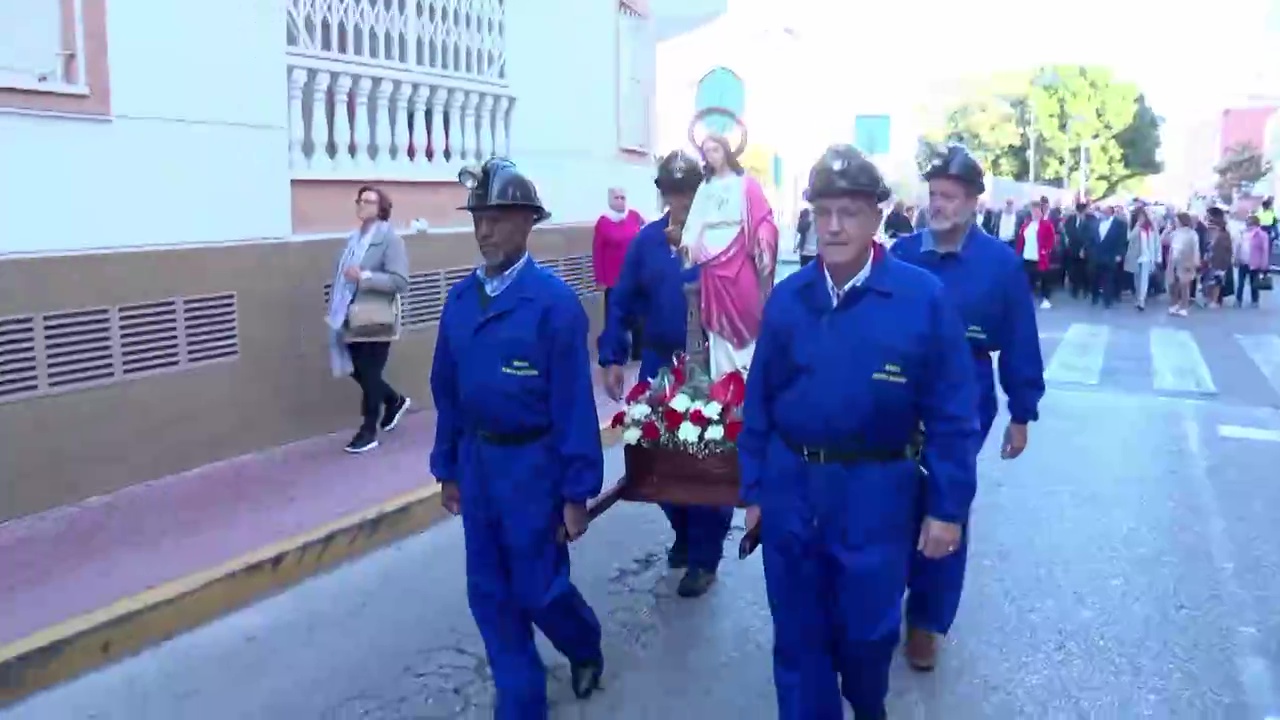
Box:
[343,265,363,282]
[664,224,682,247]
[603,365,626,402]
[1001,422,1028,459]
[440,481,461,515]
[744,504,761,534]
[917,517,962,559]
[561,502,589,543]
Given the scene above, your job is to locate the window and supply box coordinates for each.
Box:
[617,4,651,152]
[0,0,79,91]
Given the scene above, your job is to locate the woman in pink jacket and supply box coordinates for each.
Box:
[593,187,645,361]
[1236,215,1270,308]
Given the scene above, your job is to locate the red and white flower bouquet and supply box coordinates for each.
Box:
[608,353,747,459]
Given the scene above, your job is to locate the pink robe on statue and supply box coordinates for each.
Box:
[690,175,778,356]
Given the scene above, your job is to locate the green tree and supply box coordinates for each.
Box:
[926,65,1163,200]
[1214,142,1273,203]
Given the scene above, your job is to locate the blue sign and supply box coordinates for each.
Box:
[694,67,745,136]
[854,115,892,155]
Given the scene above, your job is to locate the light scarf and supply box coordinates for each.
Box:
[326,223,379,377]
[604,208,627,222]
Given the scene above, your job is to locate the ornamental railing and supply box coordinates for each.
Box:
[286,0,512,181]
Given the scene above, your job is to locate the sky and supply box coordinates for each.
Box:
[742,0,1280,189]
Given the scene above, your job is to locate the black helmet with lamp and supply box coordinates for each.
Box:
[457,157,550,223]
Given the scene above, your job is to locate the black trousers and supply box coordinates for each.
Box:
[604,288,643,362]
[1066,255,1090,297]
[348,341,399,431]
[1022,260,1051,300]
[1089,263,1117,306]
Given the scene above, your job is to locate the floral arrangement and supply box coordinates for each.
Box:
[609,353,747,457]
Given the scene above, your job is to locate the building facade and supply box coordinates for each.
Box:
[0,0,700,522]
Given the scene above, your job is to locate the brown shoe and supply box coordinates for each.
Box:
[904,627,938,672]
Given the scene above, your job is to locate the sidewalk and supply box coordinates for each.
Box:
[0,364,636,705]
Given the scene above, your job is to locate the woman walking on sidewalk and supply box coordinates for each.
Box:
[326,185,411,454]
[1167,213,1200,317]
[1236,215,1270,308]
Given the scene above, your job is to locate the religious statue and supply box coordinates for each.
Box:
[678,109,779,380]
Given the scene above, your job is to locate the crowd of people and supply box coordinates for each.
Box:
[794,195,1279,316]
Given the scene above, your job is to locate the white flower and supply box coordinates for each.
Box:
[704,424,725,441]
[626,403,652,421]
[668,393,693,413]
[691,400,705,413]
[677,420,702,443]
[703,401,723,421]
[622,427,643,445]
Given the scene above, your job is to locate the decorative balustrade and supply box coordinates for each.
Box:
[286,0,512,181]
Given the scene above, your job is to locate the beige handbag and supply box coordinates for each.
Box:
[345,290,401,342]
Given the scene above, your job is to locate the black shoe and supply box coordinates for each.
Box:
[380,395,410,432]
[344,428,379,454]
[666,542,688,570]
[676,568,717,598]
[569,660,603,699]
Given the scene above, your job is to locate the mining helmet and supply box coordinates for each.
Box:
[804,144,891,204]
[654,150,704,195]
[457,157,550,223]
[922,144,986,194]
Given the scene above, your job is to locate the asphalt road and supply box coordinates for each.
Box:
[7,293,1280,720]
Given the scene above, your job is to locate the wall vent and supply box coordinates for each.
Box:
[320,255,599,334]
[0,292,241,405]
[0,316,40,401]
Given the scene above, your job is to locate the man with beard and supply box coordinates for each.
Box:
[599,150,733,598]
[430,158,605,717]
[889,145,1046,671]
[740,144,980,719]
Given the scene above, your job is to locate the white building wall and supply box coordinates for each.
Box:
[503,0,658,224]
[0,0,289,256]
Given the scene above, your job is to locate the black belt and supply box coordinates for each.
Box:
[784,438,919,465]
[475,426,551,446]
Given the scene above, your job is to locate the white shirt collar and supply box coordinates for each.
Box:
[824,251,873,307]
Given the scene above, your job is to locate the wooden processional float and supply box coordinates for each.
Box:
[582,104,760,556]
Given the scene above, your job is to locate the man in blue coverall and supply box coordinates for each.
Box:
[891,145,1046,671]
[599,149,734,598]
[738,144,981,720]
[429,158,605,719]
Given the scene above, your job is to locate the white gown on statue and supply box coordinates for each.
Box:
[680,174,756,379]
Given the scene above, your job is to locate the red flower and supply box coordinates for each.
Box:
[710,371,747,408]
[689,408,709,428]
[624,380,651,404]
[640,421,661,441]
[723,419,744,442]
[663,407,684,429]
[671,353,687,386]
[610,410,626,428]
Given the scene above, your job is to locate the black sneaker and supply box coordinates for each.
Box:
[344,428,379,454]
[676,568,717,598]
[380,395,411,432]
[569,659,603,699]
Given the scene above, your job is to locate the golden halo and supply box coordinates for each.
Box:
[687,107,748,159]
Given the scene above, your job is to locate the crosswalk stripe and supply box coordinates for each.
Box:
[1150,327,1217,395]
[1043,323,1108,385]
[1235,334,1280,397]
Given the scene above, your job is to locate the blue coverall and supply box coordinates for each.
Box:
[430,259,604,720]
[891,224,1046,636]
[598,214,734,574]
[738,251,980,718]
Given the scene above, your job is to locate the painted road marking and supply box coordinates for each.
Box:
[1236,334,1280,398]
[1043,323,1108,385]
[1218,424,1280,442]
[1150,327,1217,395]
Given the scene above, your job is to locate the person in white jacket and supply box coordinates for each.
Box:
[1125,206,1160,310]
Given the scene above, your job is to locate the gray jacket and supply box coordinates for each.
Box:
[342,223,410,342]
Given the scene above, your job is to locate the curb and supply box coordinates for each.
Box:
[0,426,624,708]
